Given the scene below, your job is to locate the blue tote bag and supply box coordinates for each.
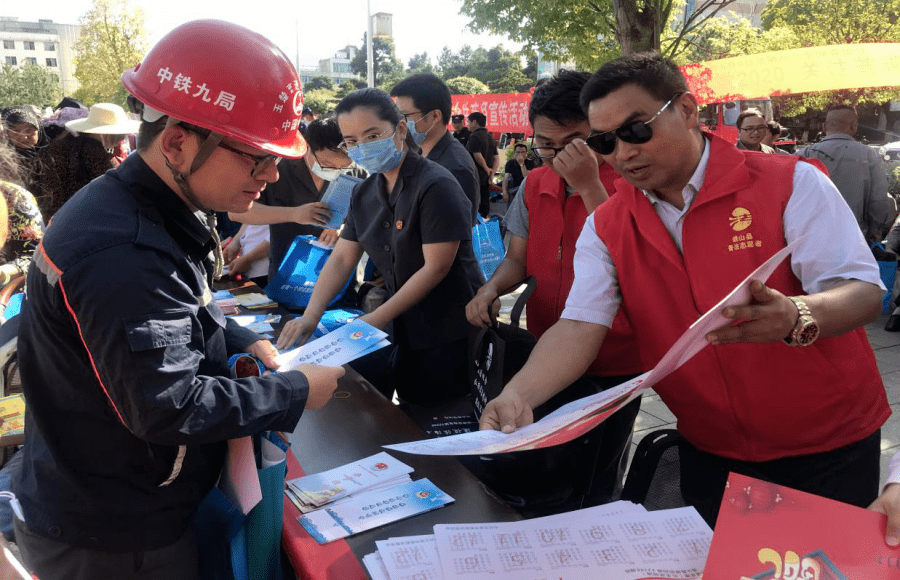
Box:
[192,433,289,580]
[472,217,505,281]
[265,235,353,309]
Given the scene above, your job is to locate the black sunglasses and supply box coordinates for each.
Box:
[585,93,682,156]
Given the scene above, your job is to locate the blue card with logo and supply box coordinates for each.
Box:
[320,174,362,229]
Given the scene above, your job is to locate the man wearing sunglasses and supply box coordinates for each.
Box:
[467,70,644,505]
[480,52,888,528]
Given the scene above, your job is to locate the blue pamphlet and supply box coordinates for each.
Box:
[274,318,390,370]
[320,174,362,229]
[297,478,454,544]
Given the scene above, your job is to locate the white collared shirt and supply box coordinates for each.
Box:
[562,138,885,328]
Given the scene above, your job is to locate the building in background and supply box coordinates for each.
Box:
[297,45,361,87]
[0,17,81,96]
[373,12,392,38]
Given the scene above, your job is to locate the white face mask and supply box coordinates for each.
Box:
[310,161,347,181]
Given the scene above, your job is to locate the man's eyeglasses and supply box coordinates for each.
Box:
[183,125,281,178]
[312,151,353,171]
[530,143,568,159]
[739,126,768,134]
[401,111,429,123]
[585,93,683,156]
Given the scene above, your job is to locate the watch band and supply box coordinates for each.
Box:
[789,296,812,320]
[785,296,819,347]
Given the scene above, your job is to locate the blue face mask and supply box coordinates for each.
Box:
[405,116,435,146]
[346,130,404,174]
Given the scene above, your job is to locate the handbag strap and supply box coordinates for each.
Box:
[491,275,537,329]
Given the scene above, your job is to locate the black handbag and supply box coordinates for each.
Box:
[462,277,611,517]
[469,276,537,417]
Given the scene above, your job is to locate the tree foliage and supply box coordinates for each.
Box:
[434,45,532,92]
[460,0,739,69]
[0,63,62,108]
[350,35,404,88]
[445,76,490,95]
[305,76,336,92]
[761,0,900,46]
[407,52,437,76]
[304,88,338,115]
[73,0,148,107]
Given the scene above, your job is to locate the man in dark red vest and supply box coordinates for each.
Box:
[467,71,646,504]
[479,53,889,526]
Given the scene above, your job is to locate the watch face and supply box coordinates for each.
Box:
[797,319,820,345]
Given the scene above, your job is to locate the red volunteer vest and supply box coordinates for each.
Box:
[525,164,644,377]
[594,134,888,461]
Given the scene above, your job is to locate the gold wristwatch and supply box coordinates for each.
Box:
[784,296,819,347]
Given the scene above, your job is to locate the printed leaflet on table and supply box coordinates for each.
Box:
[385,239,801,456]
[286,451,414,510]
[297,478,454,544]
[364,501,713,580]
[704,472,900,579]
[274,318,390,371]
[0,394,25,438]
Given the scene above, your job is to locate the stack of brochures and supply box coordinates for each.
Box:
[212,289,240,315]
[287,452,454,544]
[235,292,277,310]
[227,313,281,339]
[0,394,25,439]
[362,501,712,580]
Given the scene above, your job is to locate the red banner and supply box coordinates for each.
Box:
[451,93,532,134]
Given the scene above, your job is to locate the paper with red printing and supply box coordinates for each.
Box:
[704,472,900,579]
[385,240,800,456]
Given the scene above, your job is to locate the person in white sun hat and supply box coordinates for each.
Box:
[66,102,142,165]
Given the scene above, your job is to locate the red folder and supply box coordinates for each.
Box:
[704,472,900,579]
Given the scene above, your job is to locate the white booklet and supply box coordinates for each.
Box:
[385,240,801,456]
[286,451,413,508]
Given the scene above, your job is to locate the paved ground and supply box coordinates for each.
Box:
[497,290,900,488]
[630,312,900,488]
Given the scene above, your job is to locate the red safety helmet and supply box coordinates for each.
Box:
[121,19,307,158]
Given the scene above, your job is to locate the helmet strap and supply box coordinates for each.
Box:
[163,147,225,281]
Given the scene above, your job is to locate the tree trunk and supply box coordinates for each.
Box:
[612,0,662,55]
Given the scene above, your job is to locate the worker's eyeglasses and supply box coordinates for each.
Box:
[183,125,281,178]
[530,143,569,159]
[740,126,768,134]
[217,141,281,178]
[585,93,682,156]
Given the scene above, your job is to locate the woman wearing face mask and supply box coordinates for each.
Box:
[228,118,357,282]
[278,88,483,405]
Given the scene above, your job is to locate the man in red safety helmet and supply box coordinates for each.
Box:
[12,20,344,579]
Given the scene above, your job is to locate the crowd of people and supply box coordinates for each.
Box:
[0,17,900,579]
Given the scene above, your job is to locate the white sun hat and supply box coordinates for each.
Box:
[65,103,142,134]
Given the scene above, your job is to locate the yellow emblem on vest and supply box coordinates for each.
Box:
[729,207,752,232]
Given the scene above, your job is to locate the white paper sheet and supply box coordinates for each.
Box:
[432,505,710,580]
[385,240,800,456]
